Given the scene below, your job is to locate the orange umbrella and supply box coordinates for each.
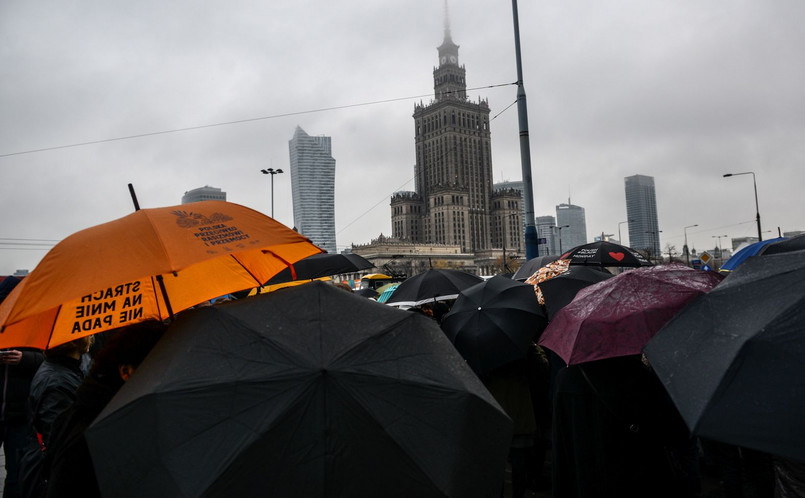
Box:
[0,200,322,349]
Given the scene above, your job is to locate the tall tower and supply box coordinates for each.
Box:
[288,126,337,253]
[392,7,495,253]
[624,174,660,256]
[555,200,588,251]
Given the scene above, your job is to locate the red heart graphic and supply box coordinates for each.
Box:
[609,252,625,261]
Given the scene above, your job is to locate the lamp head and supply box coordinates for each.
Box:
[723,173,733,177]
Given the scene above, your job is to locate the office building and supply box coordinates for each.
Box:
[536,215,558,256]
[624,174,661,256]
[289,126,337,254]
[181,185,226,204]
[391,14,518,257]
[555,201,588,253]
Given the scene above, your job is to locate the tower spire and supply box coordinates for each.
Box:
[443,0,452,41]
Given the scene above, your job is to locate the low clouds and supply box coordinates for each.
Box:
[1,0,803,273]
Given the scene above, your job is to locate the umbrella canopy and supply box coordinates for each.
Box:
[511,255,560,281]
[759,233,805,256]
[385,269,484,308]
[264,253,374,285]
[354,287,379,299]
[560,240,652,268]
[440,276,547,376]
[537,266,614,320]
[85,282,513,498]
[0,201,322,349]
[376,283,399,304]
[719,237,786,271]
[643,250,805,461]
[539,264,723,365]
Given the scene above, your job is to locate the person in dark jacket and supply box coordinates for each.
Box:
[19,337,92,498]
[1,347,44,498]
[551,354,698,498]
[28,336,93,446]
[43,320,165,498]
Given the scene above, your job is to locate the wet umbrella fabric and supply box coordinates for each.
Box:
[719,237,785,271]
[0,200,322,349]
[643,251,805,461]
[537,266,614,320]
[85,282,513,498]
[539,264,723,365]
[759,233,805,256]
[264,253,374,285]
[354,287,379,299]
[512,255,560,281]
[440,276,547,376]
[385,269,483,308]
[560,240,652,268]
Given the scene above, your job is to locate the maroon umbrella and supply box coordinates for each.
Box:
[538,264,723,365]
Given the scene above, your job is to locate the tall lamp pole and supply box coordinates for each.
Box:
[511,0,539,259]
[723,172,762,241]
[555,224,570,254]
[260,168,284,218]
[683,224,698,265]
[618,219,632,244]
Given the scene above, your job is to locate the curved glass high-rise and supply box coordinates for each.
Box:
[289,126,336,254]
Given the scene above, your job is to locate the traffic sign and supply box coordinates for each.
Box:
[700,252,712,265]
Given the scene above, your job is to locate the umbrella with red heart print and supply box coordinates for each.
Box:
[560,241,652,268]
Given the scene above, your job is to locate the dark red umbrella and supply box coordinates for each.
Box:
[538,264,723,365]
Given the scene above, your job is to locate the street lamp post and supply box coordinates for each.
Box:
[683,224,698,265]
[260,168,284,218]
[723,172,762,241]
[712,234,728,262]
[555,224,570,254]
[618,220,632,244]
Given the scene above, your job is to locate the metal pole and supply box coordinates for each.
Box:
[683,224,698,265]
[511,0,539,259]
[723,172,762,241]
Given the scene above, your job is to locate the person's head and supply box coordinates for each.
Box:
[333,282,354,293]
[45,335,94,359]
[90,319,166,383]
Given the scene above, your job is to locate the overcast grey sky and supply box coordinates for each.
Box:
[2,0,804,275]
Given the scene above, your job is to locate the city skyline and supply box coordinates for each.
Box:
[2,1,804,274]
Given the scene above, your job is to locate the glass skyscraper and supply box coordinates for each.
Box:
[555,202,588,253]
[289,126,336,254]
[624,174,660,257]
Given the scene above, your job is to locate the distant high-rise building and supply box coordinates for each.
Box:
[289,126,336,253]
[624,174,661,256]
[391,14,505,254]
[556,201,587,252]
[181,185,226,204]
[536,215,558,256]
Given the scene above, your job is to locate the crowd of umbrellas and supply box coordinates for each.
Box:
[0,199,803,497]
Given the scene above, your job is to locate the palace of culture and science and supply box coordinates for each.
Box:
[352,18,524,276]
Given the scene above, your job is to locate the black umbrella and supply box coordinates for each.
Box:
[441,276,547,377]
[759,233,805,256]
[560,241,652,268]
[537,266,614,320]
[354,287,379,299]
[385,269,484,308]
[643,250,805,461]
[264,252,374,284]
[511,254,560,281]
[85,282,513,498]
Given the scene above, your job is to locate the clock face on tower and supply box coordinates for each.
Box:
[440,56,447,64]
[449,55,457,63]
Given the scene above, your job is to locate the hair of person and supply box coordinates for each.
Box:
[45,335,94,358]
[90,319,167,379]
